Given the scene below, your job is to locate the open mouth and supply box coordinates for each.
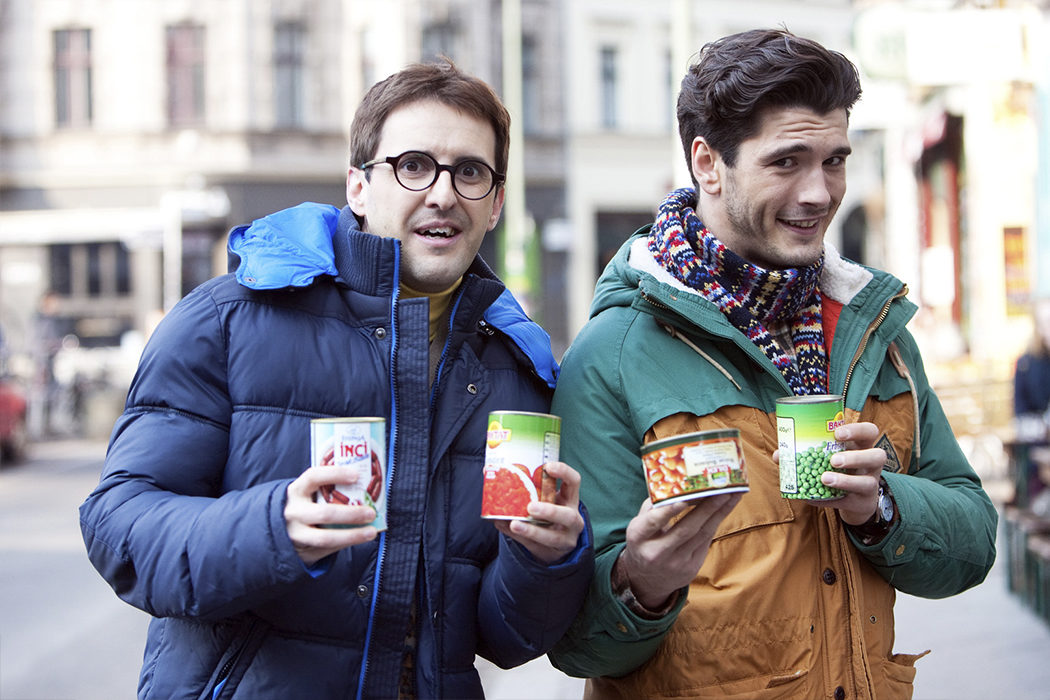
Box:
[779,217,820,230]
[418,226,457,239]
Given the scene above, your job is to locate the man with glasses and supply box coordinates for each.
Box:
[81,61,592,700]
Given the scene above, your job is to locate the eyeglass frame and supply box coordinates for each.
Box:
[358,150,506,201]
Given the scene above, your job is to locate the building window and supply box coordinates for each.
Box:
[53,28,93,128]
[49,243,131,298]
[600,46,618,129]
[274,21,304,128]
[166,23,206,127]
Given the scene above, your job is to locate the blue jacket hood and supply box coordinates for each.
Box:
[227,202,559,388]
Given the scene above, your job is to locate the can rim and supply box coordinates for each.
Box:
[641,428,740,454]
[653,485,750,506]
[775,394,843,405]
[310,416,385,423]
[488,410,561,420]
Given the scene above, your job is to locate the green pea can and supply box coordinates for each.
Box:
[776,395,846,501]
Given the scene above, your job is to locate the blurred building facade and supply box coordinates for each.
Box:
[0,0,1047,437]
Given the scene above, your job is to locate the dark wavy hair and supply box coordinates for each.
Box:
[350,58,510,177]
[677,28,862,174]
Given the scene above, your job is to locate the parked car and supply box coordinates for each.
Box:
[0,376,28,463]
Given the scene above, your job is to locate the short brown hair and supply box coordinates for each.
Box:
[677,29,862,172]
[349,59,511,178]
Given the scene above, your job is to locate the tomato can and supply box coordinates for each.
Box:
[310,417,387,530]
[776,395,846,501]
[481,411,560,522]
[640,429,748,507]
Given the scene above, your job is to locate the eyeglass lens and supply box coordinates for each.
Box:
[393,152,495,199]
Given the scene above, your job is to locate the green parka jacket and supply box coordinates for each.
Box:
[548,233,997,699]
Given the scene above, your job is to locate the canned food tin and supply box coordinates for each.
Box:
[310,417,387,530]
[640,428,749,507]
[481,411,560,522]
[776,395,846,501]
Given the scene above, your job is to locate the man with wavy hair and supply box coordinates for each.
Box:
[548,28,996,699]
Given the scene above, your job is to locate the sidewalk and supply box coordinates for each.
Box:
[479,511,1050,699]
[895,524,1050,700]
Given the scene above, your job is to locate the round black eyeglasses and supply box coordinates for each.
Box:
[359,151,505,200]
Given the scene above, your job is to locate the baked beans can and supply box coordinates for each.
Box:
[776,395,846,501]
[641,429,748,506]
[310,417,387,531]
[481,411,560,522]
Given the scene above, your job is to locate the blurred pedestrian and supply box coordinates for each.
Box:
[80,60,592,699]
[1013,297,1050,420]
[1012,297,1050,508]
[29,289,66,436]
[547,28,996,699]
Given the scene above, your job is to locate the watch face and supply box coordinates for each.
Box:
[878,492,894,522]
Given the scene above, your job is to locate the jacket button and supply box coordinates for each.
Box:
[822,568,837,585]
[356,584,369,599]
[615,622,628,633]
[374,327,387,339]
[467,383,478,394]
[834,686,846,700]
[895,544,906,556]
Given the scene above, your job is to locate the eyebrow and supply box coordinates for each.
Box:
[413,149,496,169]
[763,143,853,162]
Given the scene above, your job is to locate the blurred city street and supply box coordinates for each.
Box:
[0,437,1046,700]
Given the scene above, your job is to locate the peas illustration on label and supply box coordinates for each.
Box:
[776,395,845,501]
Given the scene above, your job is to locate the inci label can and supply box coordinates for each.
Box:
[776,395,846,501]
[310,417,387,531]
[640,428,748,507]
[481,411,560,522]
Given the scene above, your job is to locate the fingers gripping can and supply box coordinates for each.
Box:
[481,411,560,522]
[776,395,846,501]
[310,417,387,530]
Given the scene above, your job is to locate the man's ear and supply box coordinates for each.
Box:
[690,137,722,195]
[346,167,368,218]
[486,186,506,232]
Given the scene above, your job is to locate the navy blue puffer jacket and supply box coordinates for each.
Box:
[80,203,593,699]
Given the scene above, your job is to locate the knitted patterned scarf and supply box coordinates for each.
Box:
[647,187,828,396]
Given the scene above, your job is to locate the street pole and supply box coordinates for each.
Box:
[501,0,530,311]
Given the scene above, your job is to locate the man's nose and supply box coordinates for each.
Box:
[798,168,834,208]
[425,169,458,207]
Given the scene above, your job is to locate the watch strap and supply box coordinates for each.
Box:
[846,476,896,545]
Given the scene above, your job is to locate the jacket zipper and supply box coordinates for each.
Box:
[840,285,907,399]
[209,618,260,700]
[356,250,402,700]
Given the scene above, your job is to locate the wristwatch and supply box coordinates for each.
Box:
[847,477,896,545]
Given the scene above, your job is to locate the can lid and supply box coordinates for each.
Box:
[311,417,385,424]
[488,410,561,420]
[641,428,740,454]
[775,394,843,405]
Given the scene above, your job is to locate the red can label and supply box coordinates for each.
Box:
[481,411,560,522]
